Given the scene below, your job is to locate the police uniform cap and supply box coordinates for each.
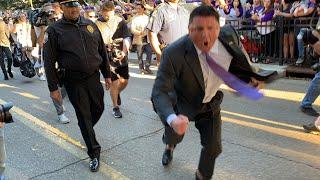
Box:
[58,0,80,7]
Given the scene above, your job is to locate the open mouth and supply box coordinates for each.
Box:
[204,41,208,47]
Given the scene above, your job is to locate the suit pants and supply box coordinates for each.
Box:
[163,108,222,179]
[64,72,104,159]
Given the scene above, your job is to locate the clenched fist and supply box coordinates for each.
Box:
[171,115,189,135]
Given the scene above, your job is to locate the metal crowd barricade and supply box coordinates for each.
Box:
[225,16,318,65]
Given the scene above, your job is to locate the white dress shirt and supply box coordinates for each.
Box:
[166,40,232,126]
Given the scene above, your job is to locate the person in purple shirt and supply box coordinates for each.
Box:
[251,0,275,63]
[242,0,263,29]
[229,0,244,17]
[223,0,235,14]
[226,0,244,29]
[245,0,263,18]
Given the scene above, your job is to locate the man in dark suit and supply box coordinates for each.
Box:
[151,5,274,180]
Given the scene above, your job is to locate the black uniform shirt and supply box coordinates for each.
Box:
[44,16,110,92]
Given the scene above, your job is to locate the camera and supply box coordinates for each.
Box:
[303,29,319,45]
[0,103,13,124]
[107,38,124,64]
[32,9,56,27]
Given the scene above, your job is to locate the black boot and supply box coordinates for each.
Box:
[4,74,8,80]
[1,68,8,80]
[7,70,13,78]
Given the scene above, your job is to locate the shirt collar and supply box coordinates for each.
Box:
[167,2,178,10]
[194,39,219,57]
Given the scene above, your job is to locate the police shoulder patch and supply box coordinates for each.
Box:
[87,25,94,33]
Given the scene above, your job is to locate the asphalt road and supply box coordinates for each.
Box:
[0,62,320,180]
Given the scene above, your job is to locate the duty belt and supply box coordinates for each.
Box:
[64,69,99,82]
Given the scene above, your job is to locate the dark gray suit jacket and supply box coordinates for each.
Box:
[151,25,276,125]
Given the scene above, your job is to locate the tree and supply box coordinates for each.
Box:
[0,0,101,11]
[0,0,18,10]
[0,0,46,10]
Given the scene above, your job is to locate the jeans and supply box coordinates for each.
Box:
[301,72,320,108]
[51,87,67,116]
[0,46,13,77]
[137,44,152,70]
[297,28,307,58]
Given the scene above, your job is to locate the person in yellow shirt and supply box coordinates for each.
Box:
[0,16,14,80]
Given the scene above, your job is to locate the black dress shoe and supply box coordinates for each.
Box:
[162,147,174,166]
[89,158,100,172]
[4,75,8,80]
[300,107,319,117]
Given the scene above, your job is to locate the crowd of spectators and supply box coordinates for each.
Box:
[200,0,319,65]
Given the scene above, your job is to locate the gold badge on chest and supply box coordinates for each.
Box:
[87,25,94,33]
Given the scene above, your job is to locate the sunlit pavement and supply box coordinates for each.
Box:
[0,61,320,180]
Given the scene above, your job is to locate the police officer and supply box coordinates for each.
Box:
[147,0,190,65]
[43,0,112,172]
[95,1,131,119]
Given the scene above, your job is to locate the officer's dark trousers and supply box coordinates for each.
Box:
[162,93,223,179]
[64,71,104,159]
[0,46,13,77]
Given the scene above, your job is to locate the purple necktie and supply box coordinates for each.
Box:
[204,53,263,101]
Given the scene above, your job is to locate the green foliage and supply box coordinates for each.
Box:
[0,0,47,10]
[0,0,18,10]
[0,0,101,10]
